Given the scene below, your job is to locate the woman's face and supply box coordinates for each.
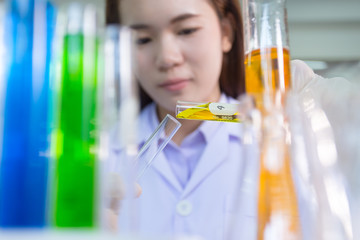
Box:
[120,0,232,113]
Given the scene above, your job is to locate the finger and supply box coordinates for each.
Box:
[104,208,119,232]
[109,196,122,215]
[107,183,141,216]
[135,183,142,198]
[108,172,125,199]
[291,59,316,92]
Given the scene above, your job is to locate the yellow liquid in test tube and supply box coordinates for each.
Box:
[176,101,242,123]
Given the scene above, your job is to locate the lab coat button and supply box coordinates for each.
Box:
[176,200,192,216]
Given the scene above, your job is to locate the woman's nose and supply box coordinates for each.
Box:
[155,35,184,71]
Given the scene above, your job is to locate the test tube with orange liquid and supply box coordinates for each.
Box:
[256,112,301,240]
[242,0,301,239]
[245,47,291,111]
[243,0,291,112]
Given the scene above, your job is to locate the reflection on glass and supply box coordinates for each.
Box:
[302,89,352,239]
[287,90,353,239]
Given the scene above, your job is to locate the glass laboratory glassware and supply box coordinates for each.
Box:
[299,81,360,240]
[135,114,181,180]
[101,25,182,233]
[225,93,300,240]
[224,94,260,240]
[0,0,55,228]
[257,110,301,240]
[341,91,360,240]
[0,1,4,101]
[242,0,291,111]
[53,4,99,228]
[176,101,243,123]
[100,25,138,232]
[101,24,139,232]
[242,1,301,239]
[287,90,354,240]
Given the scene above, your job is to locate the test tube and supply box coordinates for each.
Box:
[101,25,140,232]
[136,114,181,180]
[101,25,182,231]
[53,4,99,228]
[242,0,291,111]
[0,0,34,227]
[289,90,353,239]
[0,1,4,101]
[0,0,54,228]
[242,1,301,239]
[176,101,243,123]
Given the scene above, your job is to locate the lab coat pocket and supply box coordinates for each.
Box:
[223,194,257,240]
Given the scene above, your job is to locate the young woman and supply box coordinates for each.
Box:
[105,0,314,239]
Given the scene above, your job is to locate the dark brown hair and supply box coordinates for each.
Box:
[106,0,245,109]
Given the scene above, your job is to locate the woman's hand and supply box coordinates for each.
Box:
[291,59,352,100]
[105,172,142,232]
[291,59,360,207]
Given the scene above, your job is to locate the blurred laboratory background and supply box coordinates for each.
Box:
[287,0,360,83]
[50,0,360,83]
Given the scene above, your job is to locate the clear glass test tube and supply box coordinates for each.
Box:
[135,114,181,180]
[176,101,243,123]
[288,89,353,240]
[103,26,139,233]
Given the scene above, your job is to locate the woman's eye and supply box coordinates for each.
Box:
[178,28,198,36]
[136,37,151,45]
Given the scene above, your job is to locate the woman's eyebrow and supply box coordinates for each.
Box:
[170,13,200,24]
[129,13,200,30]
[130,24,150,30]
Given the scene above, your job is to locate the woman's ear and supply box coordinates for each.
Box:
[221,16,234,53]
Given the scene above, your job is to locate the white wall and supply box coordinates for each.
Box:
[287,0,360,61]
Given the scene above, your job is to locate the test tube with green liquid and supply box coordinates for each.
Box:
[54,4,99,228]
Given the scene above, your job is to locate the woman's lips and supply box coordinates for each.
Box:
[159,79,189,92]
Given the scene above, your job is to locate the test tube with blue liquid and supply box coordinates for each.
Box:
[0,0,55,228]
